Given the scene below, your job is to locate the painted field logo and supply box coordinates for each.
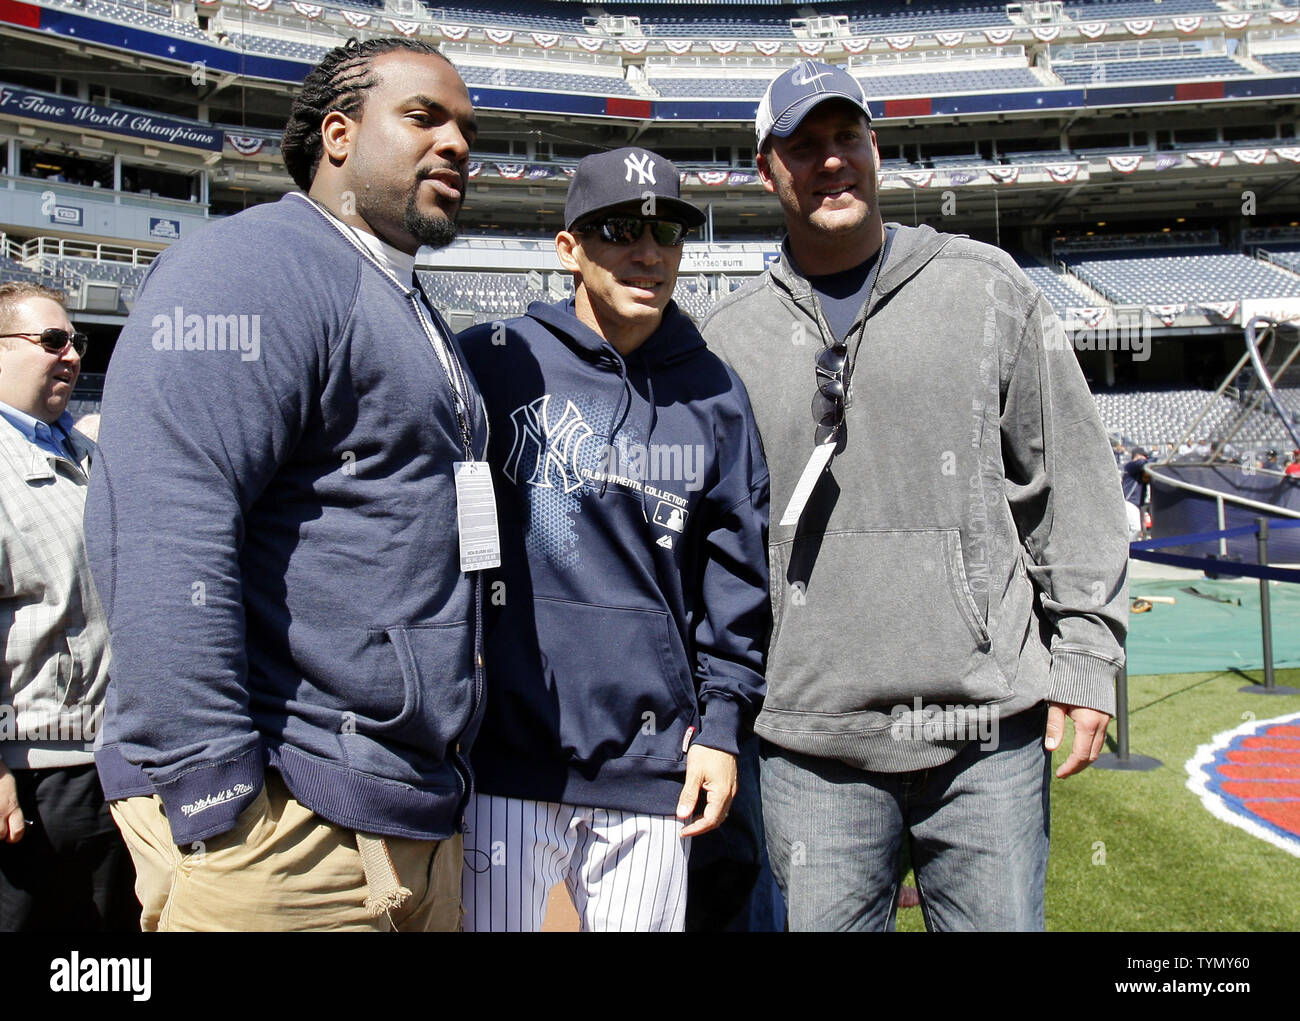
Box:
[50,952,151,1001]
[1186,710,1300,857]
[151,306,261,361]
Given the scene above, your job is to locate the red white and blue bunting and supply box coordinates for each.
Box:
[1107,154,1143,174]
[709,40,738,54]
[387,18,420,37]
[934,31,965,47]
[1173,16,1203,34]
[484,28,514,44]
[1046,164,1081,183]
[1234,148,1268,165]
[1219,13,1252,30]
[574,36,604,51]
[1077,22,1108,39]
[342,10,371,28]
[438,24,468,40]
[1071,307,1108,328]
[226,135,265,156]
[1124,19,1154,36]
[841,38,871,54]
[664,39,694,54]
[1186,150,1224,167]
[797,40,826,56]
[886,35,915,51]
[1147,304,1186,326]
[289,1,322,19]
[988,165,1020,184]
[1031,25,1061,42]
[984,28,1015,45]
[1204,301,1239,320]
[531,32,559,49]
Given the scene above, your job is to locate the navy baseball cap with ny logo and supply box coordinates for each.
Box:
[564,147,705,231]
[755,60,873,151]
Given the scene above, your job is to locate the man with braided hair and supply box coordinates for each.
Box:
[87,38,486,930]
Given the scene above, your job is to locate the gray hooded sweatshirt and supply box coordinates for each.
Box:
[700,223,1128,773]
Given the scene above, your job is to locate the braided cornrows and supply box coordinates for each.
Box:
[281,36,449,192]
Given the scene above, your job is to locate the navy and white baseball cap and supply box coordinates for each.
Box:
[755,60,873,151]
[564,147,705,231]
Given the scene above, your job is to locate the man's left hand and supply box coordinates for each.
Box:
[1045,702,1111,778]
[676,745,737,837]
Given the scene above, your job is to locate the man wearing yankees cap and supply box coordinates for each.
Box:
[458,147,769,931]
[700,61,1129,931]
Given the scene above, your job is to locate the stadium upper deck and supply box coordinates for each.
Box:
[1,0,1298,263]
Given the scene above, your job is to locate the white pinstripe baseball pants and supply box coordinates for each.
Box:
[461,792,691,932]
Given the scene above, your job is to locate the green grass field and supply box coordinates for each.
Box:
[896,667,1300,932]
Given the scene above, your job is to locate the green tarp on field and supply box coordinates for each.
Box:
[1127,577,1300,676]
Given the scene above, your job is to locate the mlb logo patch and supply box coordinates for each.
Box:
[653,501,687,533]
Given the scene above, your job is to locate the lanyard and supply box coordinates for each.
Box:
[411,278,478,462]
[834,226,893,409]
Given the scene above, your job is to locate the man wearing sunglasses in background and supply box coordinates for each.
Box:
[700,63,1129,931]
[0,283,138,930]
[458,147,769,931]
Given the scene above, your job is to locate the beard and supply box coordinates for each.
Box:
[405,191,458,249]
[402,172,465,249]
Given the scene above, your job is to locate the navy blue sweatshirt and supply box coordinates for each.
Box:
[460,299,769,815]
[86,194,487,845]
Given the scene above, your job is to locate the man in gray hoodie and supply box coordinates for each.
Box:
[699,61,1128,931]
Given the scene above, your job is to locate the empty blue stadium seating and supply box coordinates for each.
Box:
[1259,52,1300,75]
[858,67,1041,96]
[458,66,637,96]
[1014,258,1099,314]
[1063,248,1300,303]
[1053,56,1250,85]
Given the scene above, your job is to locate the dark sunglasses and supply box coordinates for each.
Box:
[579,216,690,247]
[0,328,89,357]
[812,341,849,430]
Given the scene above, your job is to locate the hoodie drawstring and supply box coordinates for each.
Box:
[639,356,657,524]
[601,352,633,498]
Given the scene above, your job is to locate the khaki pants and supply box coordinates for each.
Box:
[111,772,461,931]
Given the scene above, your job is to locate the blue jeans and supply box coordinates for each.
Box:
[760,702,1051,932]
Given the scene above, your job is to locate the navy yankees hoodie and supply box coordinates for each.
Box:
[460,299,769,815]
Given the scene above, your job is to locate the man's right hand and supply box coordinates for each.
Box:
[0,764,25,843]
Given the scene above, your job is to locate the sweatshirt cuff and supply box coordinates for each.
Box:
[1048,648,1120,717]
[152,746,265,846]
[693,695,744,757]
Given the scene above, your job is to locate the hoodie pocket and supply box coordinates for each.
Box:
[767,528,1012,714]
[490,596,698,766]
[338,622,477,778]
